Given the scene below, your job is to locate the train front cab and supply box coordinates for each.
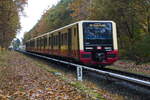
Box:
[78,21,118,66]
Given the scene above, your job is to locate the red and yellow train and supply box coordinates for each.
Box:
[25,20,118,67]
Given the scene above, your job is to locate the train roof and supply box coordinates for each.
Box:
[26,20,115,42]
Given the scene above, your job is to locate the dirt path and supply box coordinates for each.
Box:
[0,52,90,100]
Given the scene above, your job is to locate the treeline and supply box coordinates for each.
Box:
[0,0,27,49]
[24,0,150,63]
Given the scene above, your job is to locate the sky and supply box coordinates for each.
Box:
[16,0,60,39]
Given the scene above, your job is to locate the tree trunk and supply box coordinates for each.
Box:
[1,32,5,51]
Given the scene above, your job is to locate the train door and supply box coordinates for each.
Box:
[68,28,72,56]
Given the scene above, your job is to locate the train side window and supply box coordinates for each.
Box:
[42,38,43,47]
[43,37,45,48]
[40,38,42,47]
[61,34,63,45]
[43,38,44,46]
[65,33,68,45]
[57,35,59,46]
[38,39,39,48]
[31,41,33,47]
[43,38,44,47]
[40,38,41,47]
[56,35,58,46]
[44,37,45,48]
[46,37,47,47]
[56,35,57,46]
[49,36,51,46]
[58,32,61,48]
[51,35,53,48]
[55,36,56,46]
[31,41,32,47]
[37,39,38,48]
[34,40,35,47]
[30,42,31,47]
[53,36,55,46]
[54,36,55,46]
[39,38,41,47]
[63,33,66,45]
[63,34,65,45]
[74,28,76,36]
[30,41,31,47]
[41,38,43,47]
[33,41,34,47]
[44,37,47,48]
[53,36,54,46]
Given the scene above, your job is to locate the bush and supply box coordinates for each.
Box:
[124,35,150,64]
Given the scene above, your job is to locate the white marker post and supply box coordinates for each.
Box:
[77,66,83,81]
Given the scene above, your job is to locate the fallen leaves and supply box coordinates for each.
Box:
[112,60,150,76]
[0,51,90,100]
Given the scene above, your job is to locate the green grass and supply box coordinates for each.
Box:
[70,81,105,100]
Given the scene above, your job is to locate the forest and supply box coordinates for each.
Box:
[24,0,150,63]
[1,0,150,63]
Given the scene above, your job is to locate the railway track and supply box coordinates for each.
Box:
[102,68,150,82]
[88,68,150,88]
[18,50,150,88]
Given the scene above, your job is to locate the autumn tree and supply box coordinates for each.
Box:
[0,0,27,49]
[24,0,150,62]
[69,0,90,21]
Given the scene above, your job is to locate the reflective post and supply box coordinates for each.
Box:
[77,66,83,81]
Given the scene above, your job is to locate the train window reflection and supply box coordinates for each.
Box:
[83,22,112,39]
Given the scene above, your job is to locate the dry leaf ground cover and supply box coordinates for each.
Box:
[0,51,124,100]
[0,51,91,100]
[109,60,150,76]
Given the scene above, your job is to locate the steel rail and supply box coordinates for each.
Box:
[18,50,150,88]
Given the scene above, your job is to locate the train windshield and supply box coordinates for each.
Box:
[83,22,113,46]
